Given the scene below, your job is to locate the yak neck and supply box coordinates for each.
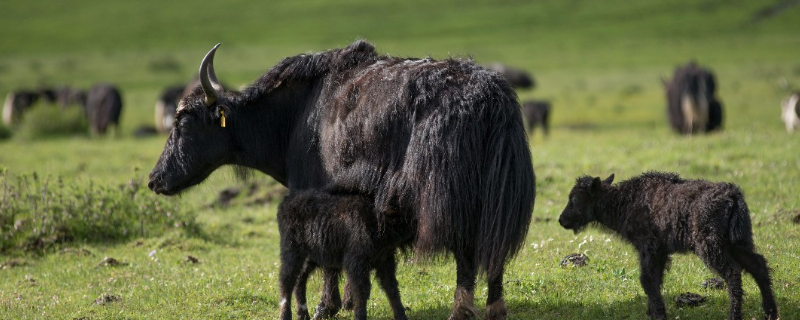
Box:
[229,79,323,185]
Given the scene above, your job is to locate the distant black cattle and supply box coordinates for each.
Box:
[155,85,186,133]
[149,41,536,319]
[54,86,87,109]
[85,84,123,136]
[485,63,535,90]
[2,90,41,126]
[781,92,800,132]
[665,61,723,134]
[521,100,551,136]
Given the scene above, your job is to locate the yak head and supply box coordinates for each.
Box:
[558,174,614,234]
[149,44,235,195]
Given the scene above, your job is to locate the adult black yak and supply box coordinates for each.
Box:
[521,100,551,136]
[148,41,536,319]
[485,62,535,90]
[85,83,123,136]
[665,61,723,134]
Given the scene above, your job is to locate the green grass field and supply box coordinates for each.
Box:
[2,0,800,319]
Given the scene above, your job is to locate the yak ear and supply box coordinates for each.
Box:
[590,177,602,195]
[603,173,615,185]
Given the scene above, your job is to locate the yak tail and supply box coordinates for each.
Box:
[727,186,754,248]
[475,108,536,280]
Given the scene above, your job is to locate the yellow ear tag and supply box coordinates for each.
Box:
[220,110,226,128]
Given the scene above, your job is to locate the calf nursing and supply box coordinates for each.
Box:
[559,172,778,320]
[277,189,415,320]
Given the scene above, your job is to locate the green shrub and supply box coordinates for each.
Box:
[15,105,88,140]
[0,122,11,140]
[0,170,199,253]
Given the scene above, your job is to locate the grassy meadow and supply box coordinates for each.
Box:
[2,0,800,319]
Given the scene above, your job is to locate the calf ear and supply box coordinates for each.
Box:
[603,174,615,185]
[590,177,602,195]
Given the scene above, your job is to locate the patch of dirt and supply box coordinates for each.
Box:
[93,293,121,305]
[1,259,26,269]
[559,253,589,267]
[97,257,128,267]
[532,217,552,223]
[60,247,93,256]
[701,277,725,290]
[675,292,706,308]
[793,213,800,224]
[184,255,199,264]
[208,180,288,208]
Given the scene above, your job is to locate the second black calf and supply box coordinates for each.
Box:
[559,172,778,320]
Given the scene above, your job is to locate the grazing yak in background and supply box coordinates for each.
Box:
[484,62,535,90]
[3,90,41,126]
[665,61,723,135]
[54,86,87,109]
[155,84,187,133]
[148,41,536,319]
[85,83,123,136]
[781,92,800,132]
[521,100,551,137]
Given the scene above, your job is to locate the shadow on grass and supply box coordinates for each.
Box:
[398,293,797,320]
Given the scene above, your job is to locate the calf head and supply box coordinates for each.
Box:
[149,44,235,195]
[559,174,614,233]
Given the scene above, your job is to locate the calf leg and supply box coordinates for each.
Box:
[344,263,372,320]
[449,257,480,320]
[279,252,304,320]
[374,254,408,320]
[312,269,342,320]
[485,266,507,320]
[732,248,779,320]
[638,250,669,320]
[699,245,743,320]
[294,261,316,320]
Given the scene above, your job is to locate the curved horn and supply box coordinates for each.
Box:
[200,43,221,106]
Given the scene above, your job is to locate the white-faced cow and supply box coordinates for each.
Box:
[85,83,123,136]
[148,41,536,319]
[2,90,41,126]
[781,92,800,133]
[665,61,723,135]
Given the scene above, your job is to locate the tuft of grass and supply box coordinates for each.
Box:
[14,105,88,140]
[0,169,199,254]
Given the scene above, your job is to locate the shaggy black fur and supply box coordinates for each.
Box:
[559,172,778,320]
[665,61,724,134]
[277,189,414,320]
[149,40,536,319]
[85,83,123,136]
[521,100,550,136]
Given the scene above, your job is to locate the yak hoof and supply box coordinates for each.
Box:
[311,305,338,320]
[485,299,507,320]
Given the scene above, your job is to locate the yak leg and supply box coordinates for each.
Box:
[639,250,669,320]
[312,269,342,320]
[279,253,304,320]
[375,254,408,320]
[485,265,507,320]
[732,248,778,320]
[449,257,480,320]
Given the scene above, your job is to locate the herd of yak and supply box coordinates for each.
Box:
[143,41,783,320]
[5,41,792,320]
